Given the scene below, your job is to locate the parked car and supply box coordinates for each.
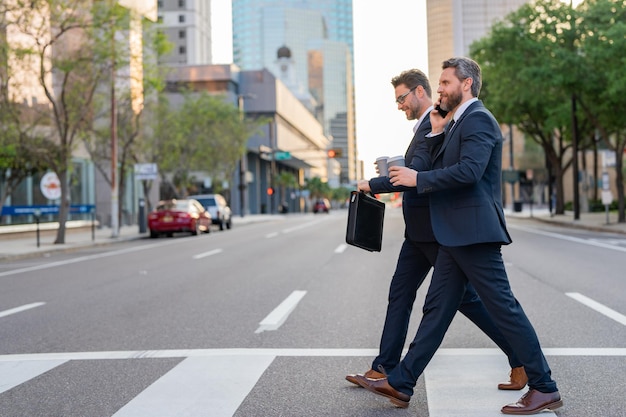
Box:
[147,199,212,238]
[188,193,233,230]
[313,198,331,213]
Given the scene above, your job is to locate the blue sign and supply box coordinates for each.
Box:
[1,205,95,216]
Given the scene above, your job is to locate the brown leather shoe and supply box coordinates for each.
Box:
[354,375,410,408]
[501,389,563,415]
[345,368,385,386]
[498,366,528,390]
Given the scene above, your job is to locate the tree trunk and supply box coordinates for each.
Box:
[54,169,69,244]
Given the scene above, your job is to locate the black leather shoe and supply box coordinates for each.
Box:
[501,389,563,415]
[354,375,410,408]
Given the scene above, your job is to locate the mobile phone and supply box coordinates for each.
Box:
[435,104,449,118]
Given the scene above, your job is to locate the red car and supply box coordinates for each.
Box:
[313,198,331,213]
[148,199,212,238]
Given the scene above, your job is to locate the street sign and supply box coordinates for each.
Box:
[274,151,292,160]
[135,163,158,180]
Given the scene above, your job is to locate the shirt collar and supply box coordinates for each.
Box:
[450,97,478,123]
[413,105,434,133]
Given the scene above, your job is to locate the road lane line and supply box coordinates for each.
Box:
[0,241,181,278]
[192,248,223,259]
[0,360,67,394]
[425,355,555,417]
[0,302,45,318]
[112,355,275,417]
[566,292,626,326]
[265,232,279,238]
[255,290,307,333]
[334,244,348,253]
[0,348,624,362]
[508,224,626,252]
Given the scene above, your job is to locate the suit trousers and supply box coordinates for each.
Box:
[373,240,522,375]
[388,243,557,396]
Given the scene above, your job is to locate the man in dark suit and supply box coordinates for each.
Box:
[356,57,562,414]
[347,69,526,391]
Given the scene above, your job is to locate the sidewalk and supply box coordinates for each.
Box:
[1,208,624,261]
[0,214,280,261]
[504,204,626,235]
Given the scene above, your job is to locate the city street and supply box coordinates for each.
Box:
[0,209,625,416]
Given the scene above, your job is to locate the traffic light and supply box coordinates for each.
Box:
[327,148,342,158]
[267,187,274,195]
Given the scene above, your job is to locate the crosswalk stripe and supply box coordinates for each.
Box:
[0,359,67,394]
[425,355,555,416]
[112,355,275,417]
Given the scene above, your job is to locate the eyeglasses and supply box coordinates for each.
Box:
[396,86,417,104]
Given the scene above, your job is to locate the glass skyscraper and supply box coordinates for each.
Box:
[232,0,357,184]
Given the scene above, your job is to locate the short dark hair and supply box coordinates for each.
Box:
[391,69,432,98]
[442,57,482,97]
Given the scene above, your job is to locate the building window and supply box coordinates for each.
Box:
[178,0,185,7]
[157,0,162,7]
[179,46,186,54]
[179,30,185,38]
[179,14,185,23]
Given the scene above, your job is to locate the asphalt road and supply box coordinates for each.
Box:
[0,209,624,416]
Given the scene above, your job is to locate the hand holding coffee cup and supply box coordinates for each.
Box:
[375,156,389,177]
[387,155,405,169]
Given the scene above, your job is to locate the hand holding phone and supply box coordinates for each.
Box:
[435,104,449,118]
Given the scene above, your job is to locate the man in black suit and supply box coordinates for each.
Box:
[357,58,562,415]
[347,68,526,391]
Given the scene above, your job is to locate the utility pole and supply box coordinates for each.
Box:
[110,4,119,237]
[237,93,255,217]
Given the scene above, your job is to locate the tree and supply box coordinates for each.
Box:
[146,91,255,198]
[576,0,626,222]
[305,177,331,200]
[470,0,587,214]
[4,0,117,243]
[274,171,298,211]
[83,14,172,221]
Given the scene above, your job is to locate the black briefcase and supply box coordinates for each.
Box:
[345,191,385,252]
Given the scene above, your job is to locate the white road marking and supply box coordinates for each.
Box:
[0,302,45,318]
[566,292,626,326]
[192,248,223,259]
[425,355,550,417]
[0,240,182,278]
[255,290,307,333]
[1,348,620,417]
[0,360,67,394]
[112,355,275,417]
[1,348,623,362]
[334,243,348,253]
[265,232,279,238]
[508,224,626,252]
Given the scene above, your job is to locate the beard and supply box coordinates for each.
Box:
[442,88,462,111]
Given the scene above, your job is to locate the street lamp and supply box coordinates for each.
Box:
[237,93,256,217]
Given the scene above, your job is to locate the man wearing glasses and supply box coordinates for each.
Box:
[347,68,526,397]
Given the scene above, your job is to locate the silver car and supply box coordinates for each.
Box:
[188,193,232,231]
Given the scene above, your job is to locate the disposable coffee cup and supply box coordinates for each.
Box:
[387,155,405,170]
[375,156,389,177]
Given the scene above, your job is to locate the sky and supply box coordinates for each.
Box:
[210,1,430,180]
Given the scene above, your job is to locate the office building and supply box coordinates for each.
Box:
[156,0,212,65]
[426,0,527,88]
[232,0,357,184]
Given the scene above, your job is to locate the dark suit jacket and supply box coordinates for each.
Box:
[369,118,435,243]
[416,100,512,247]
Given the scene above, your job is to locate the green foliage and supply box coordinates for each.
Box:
[146,91,253,195]
[304,177,331,199]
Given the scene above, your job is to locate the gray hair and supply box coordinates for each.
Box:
[442,57,482,97]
